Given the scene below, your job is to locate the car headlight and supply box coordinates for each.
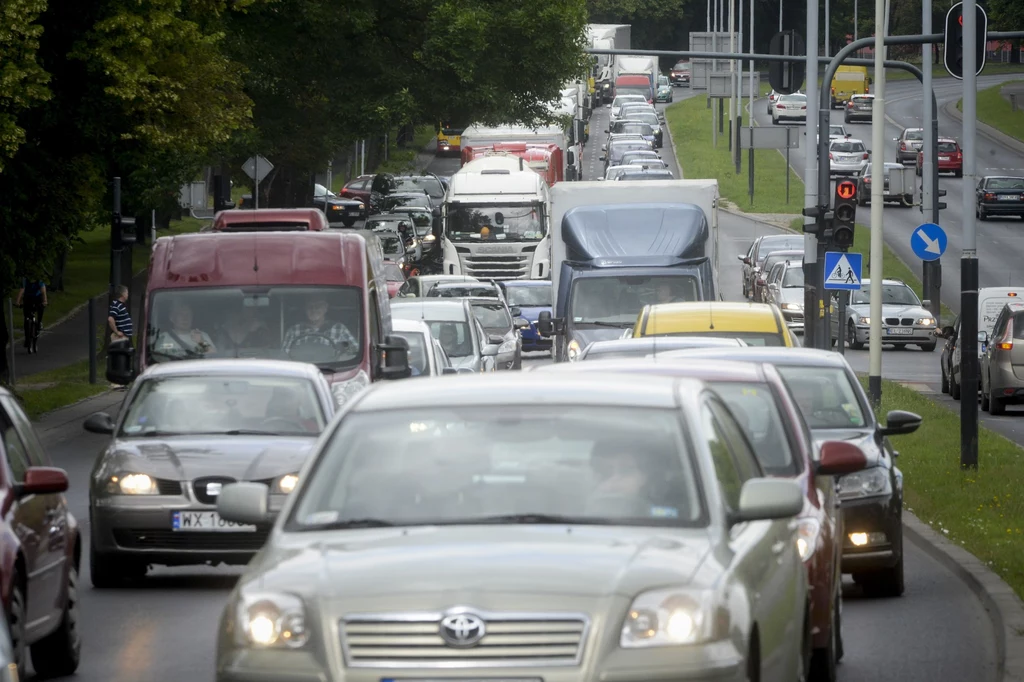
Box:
[781,303,802,311]
[105,473,159,495]
[567,339,581,362]
[837,466,890,499]
[794,517,821,562]
[858,316,870,324]
[917,317,935,326]
[620,587,718,647]
[498,338,516,353]
[331,370,370,408]
[357,203,365,210]
[236,592,310,649]
[273,473,299,494]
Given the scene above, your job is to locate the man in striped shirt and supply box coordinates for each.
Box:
[108,285,133,343]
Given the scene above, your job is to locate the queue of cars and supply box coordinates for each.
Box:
[599,95,675,181]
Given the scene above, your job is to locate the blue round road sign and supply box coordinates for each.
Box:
[911,222,947,261]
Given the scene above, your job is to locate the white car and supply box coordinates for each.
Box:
[771,93,807,124]
[828,137,870,176]
[815,124,850,145]
[610,94,647,118]
[390,318,456,377]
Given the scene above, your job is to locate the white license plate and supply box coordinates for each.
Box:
[998,195,1019,201]
[939,156,950,161]
[886,327,913,335]
[172,511,256,532]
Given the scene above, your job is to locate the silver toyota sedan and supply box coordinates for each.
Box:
[82,359,335,587]
[213,372,809,682]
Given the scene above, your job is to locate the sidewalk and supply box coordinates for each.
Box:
[35,389,125,449]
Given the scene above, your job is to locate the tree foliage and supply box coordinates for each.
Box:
[0,0,50,172]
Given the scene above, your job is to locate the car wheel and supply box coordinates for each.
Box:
[30,561,82,677]
[809,591,840,682]
[7,580,26,678]
[989,386,1006,415]
[955,169,963,178]
[941,364,950,393]
[862,552,905,597]
[920,340,936,352]
[342,219,356,228]
[847,321,864,350]
[90,549,146,588]
[951,370,961,400]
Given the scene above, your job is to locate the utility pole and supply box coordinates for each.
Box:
[736,0,744,173]
[729,0,736,155]
[867,0,887,403]
[748,0,755,188]
[855,0,859,41]
[779,0,783,30]
[922,0,941,322]
[825,0,831,57]
[803,0,820,350]
[961,0,980,469]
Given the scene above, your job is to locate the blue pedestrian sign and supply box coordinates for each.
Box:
[824,251,863,290]
[911,222,947,261]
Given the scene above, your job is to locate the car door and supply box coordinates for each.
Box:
[0,402,63,630]
[983,306,1009,393]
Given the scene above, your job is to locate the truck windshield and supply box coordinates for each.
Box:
[447,203,546,242]
[504,284,551,307]
[146,286,363,371]
[571,275,701,326]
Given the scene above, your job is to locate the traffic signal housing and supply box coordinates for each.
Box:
[768,30,806,95]
[832,180,857,249]
[944,2,987,80]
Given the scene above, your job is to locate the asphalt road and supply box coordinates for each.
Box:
[42,94,998,682]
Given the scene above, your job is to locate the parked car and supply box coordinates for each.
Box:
[771,93,807,124]
[0,386,81,678]
[844,94,874,123]
[894,127,924,165]
[389,318,455,377]
[917,138,963,177]
[976,175,1024,221]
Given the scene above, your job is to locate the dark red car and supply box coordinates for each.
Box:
[338,174,375,213]
[382,261,406,298]
[538,357,867,681]
[0,386,81,678]
[917,138,963,177]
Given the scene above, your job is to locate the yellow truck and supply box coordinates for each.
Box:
[830,66,871,109]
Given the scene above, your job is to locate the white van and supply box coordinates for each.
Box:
[949,287,1024,398]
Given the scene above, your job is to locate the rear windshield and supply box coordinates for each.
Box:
[938,142,958,153]
[650,331,786,346]
[616,87,651,99]
[782,267,804,287]
[394,176,445,200]
[614,122,654,135]
[986,177,1024,190]
[904,129,923,140]
[831,141,866,153]
[618,172,673,180]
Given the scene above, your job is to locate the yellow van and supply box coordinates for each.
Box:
[632,301,798,347]
[830,66,871,109]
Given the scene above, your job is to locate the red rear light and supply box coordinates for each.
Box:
[829,153,834,160]
[847,102,854,108]
[777,103,785,109]
[985,193,997,200]
[801,105,807,110]
[899,142,906,150]
[863,153,869,160]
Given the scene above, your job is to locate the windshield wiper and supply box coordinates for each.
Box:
[468,513,586,525]
[305,518,396,530]
[580,320,632,328]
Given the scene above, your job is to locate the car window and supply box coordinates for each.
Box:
[831,141,866,153]
[756,238,804,263]
[710,383,796,476]
[0,406,32,482]
[504,285,551,307]
[708,400,764,481]
[782,266,804,288]
[701,402,745,512]
[776,365,868,429]
[414,320,474,357]
[0,397,47,467]
[471,302,512,330]
[938,141,958,153]
[986,177,1024,190]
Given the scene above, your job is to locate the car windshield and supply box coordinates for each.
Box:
[392,331,431,376]
[394,176,445,200]
[851,283,920,306]
[610,142,652,160]
[905,129,923,140]
[471,302,512,330]
[382,263,404,281]
[763,253,799,273]
[829,126,846,136]
[620,152,659,165]
[613,96,646,108]
[119,375,324,437]
[782,267,804,287]
[504,284,551,307]
[710,382,799,476]
[313,183,336,199]
[571,276,701,326]
[987,177,1024,190]
[776,366,868,429]
[447,203,545,242]
[614,122,654,135]
[367,217,411,233]
[287,406,706,530]
[389,209,433,236]
[620,105,655,117]
[673,62,689,70]
[147,287,363,370]
[757,238,804,263]
[831,141,866,153]
[624,114,660,126]
[376,233,404,257]
[938,142,958,153]
[618,172,674,181]
[384,194,430,211]
[616,87,651,99]
[427,285,497,299]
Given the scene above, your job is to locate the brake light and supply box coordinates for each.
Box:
[998,318,1014,351]
[829,153,834,160]
[847,101,854,108]
[863,153,869,160]
[899,142,906,150]
[984,193,996,200]
[777,103,785,109]
[801,105,807,110]
[864,176,871,182]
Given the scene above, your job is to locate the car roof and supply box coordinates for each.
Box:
[540,357,767,383]
[585,337,745,353]
[352,372,699,412]
[831,137,864,144]
[391,299,471,322]
[501,279,550,288]
[642,302,783,334]
[937,138,959,144]
[660,345,851,368]
[139,358,324,381]
[390,318,433,335]
[859,278,907,286]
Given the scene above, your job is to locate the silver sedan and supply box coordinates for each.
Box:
[214,372,809,682]
[82,359,335,587]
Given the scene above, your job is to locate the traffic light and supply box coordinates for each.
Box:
[831,180,857,249]
[944,2,987,80]
[112,214,136,249]
[768,30,806,95]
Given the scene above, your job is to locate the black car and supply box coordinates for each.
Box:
[976,175,1024,221]
[939,314,960,394]
[668,347,921,597]
[312,183,364,227]
[611,118,663,148]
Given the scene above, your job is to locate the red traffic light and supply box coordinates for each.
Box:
[836,180,857,200]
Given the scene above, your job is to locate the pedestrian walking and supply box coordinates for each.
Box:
[107,285,133,344]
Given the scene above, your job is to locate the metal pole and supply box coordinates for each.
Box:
[786,133,791,203]
[748,0,755,195]
[4,298,13,388]
[825,0,831,57]
[708,0,711,32]
[88,299,96,384]
[735,0,743,172]
[854,0,858,41]
[922,0,941,321]
[803,0,820,350]
[151,208,156,245]
[961,0,979,469]
[728,0,736,154]
[837,291,847,356]
[867,0,886,403]
[111,177,122,292]
[779,0,783,30]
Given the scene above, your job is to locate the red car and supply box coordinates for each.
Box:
[338,174,375,212]
[917,138,963,177]
[539,357,867,682]
[0,386,81,678]
[382,260,406,298]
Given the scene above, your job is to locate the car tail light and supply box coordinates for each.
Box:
[899,142,906,150]
[998,318,1014,351]
[829,153,834,160]
[864,176,871,183]
[984,192,996,200]
[847,102,854,108]
[801,105,807,110]
[862,153,869,159]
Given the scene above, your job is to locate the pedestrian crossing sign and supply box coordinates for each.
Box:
[823,251,862,291]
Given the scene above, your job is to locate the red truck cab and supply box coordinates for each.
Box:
[460,143,563,186]
[111,231,410,404]
[210,208,328,232]
[614,75,654,103]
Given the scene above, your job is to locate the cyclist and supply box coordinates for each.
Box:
[15,278,47,354]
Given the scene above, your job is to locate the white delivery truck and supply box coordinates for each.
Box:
[588,24,631,103]
[950,287,1024,397]
[538,180,720,361]
[442,154,551,280]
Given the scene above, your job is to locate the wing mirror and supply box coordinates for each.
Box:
[816,441,868,476]
[481,343,500,357]
[510,306,522,317]
[940,325,955,338]
[922,299,931,308]
[730,478,803,524]
[217,482,269,525]
[514,317,531,330]
[84,412,115,435]
[879,410,922,437]
[487,334,505,345]
[17,467,70,497]
[377,334,411,380]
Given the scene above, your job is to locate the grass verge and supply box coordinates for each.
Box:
[14,360,107,420]
[865,378,1024,600]
[957,80,1024,142]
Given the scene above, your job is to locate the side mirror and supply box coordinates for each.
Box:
[17,467,69,497]
[217,482,269,525]
[377,334,411,380]
[978,330,989,343]
[879,410,922,437]
[730,478,804,524]
[514,317,530,329]
[481,344,500,357]
[537,310,554,336]
[84,412,115,435]
[816,441,868,476]
[487,334,505,345]
[442,367,458,375]
[510,306,522,317]
[922,299,931,308]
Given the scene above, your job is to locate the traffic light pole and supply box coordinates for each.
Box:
[961,0,979,469]
[803,0,820,351]
[921,0,941,322]
[868,0,887,404]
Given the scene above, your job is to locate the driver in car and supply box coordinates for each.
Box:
[653,281,686,304]
[151,301,217,359]
[282,294,357,355]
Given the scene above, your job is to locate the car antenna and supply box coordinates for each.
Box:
[709,301,715,330]
[253,232,259,272]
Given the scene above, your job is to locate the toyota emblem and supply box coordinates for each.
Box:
[439,612,486,647]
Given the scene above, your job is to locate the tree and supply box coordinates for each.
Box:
[987,0,1024,63]
[0,0,50,173]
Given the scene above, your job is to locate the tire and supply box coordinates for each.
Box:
[951,370,961,400]
[809,592,840,682]
[920,341,936,352]
[848,321,864,350]
[513,350,522,370]
[941,364,950,394]
[7,581,26,678]
[862,552,905,597]
[835,591,844,662]
[341,219,356,228]
[31,562,82,677]
[955,169,963,178]
[90,549,146,588]
[989,388,1006,415]
[772,117,778,125]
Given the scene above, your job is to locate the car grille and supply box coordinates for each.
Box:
[192,476,237,505]
[340,611,589,667]
[113,528,270,551]
[455,245,537,279]
[884,317,915,326]
[156,479,183,495]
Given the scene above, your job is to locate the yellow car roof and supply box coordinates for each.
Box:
[636,302,784,336]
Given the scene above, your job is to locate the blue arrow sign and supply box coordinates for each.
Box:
[911,222,947,261]
[824,251,863,291]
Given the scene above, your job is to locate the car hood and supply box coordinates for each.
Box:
[252,525,713,603]
[777,287,805,306]
[99,436,317,483]
[812,428,882,467]
[849,302,930,320]
[571,327,630,349]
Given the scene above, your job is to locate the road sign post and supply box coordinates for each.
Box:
[802,0,820,351]
[242,155,274,209]
[961,0,980,470]
[912,222,947,261]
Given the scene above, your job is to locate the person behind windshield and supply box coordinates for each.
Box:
[152,301,216,358]
[437,323,471,356]
[282,294,357,354]
[215,306,268,353]
[265,387,318,433]
[654,282,686,304]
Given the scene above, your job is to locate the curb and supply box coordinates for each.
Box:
[943,98,1024,157]
[903,510,1024,681]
